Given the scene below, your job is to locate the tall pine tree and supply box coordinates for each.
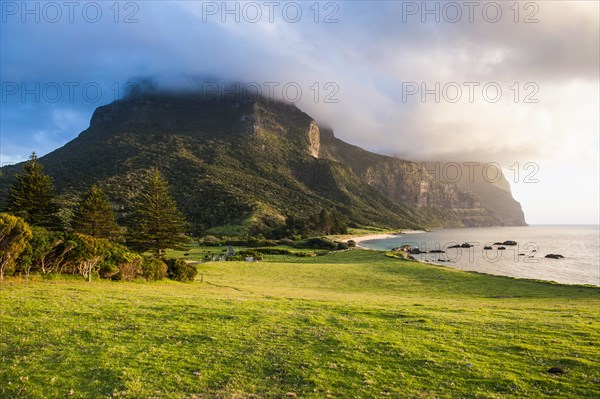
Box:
[72,185,122,241]
[7,153,60,229]
[126,169,188,255]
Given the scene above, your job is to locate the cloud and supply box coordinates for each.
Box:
[0,0,598,223]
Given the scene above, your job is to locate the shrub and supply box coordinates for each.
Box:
[98,262,119,279]
[250,247,292,255]
[142,258,168,281]
[116,258,143,281]
[101,243,143,281]
[68,233,111,282]
[295,237,338,250]
[164,258,198,282]
[17,226,74,275]
[347,240,357,247]
[202,235,221,246]
[294,251,316,257]
[0,214,33,279]
[278,238,295,246]
[336,242,349,250]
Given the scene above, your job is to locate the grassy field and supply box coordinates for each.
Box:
[1,250,598,398]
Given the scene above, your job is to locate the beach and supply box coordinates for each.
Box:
[342,230,426,248]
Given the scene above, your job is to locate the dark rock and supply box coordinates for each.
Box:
[448,244,461,249]
[493,242,504,245]
[502,240,517,246]
[498,246,506,250]
[545,254,564,259]
[484,246,493,250]
[518,253,525,256]
[429,249,446,253]
[460,243,472,248]
[547,367,565,375]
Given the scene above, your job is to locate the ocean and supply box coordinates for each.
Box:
[359,225,600,286]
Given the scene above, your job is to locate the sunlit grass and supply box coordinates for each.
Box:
[1,250,598,398]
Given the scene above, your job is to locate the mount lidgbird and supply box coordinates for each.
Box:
[0,92,526,234]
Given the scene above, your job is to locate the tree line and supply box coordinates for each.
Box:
[0,153,194,281]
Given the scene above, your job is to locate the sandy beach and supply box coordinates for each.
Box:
[348,230,426,248]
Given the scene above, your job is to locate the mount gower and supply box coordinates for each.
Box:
[0,92,525,234]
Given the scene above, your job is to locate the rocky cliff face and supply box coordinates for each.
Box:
[319,128,526,227]
[0,93,526,231]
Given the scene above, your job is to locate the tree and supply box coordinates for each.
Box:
[72,185,122,240]
[17,227,74,276]
[330,208,348,235]
[69,233,109,282]
[7,153,60,229]
[318,208,335,235]
[126,169,188,255]
[0,214,33,279]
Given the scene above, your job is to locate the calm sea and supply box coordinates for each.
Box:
[359,225,600,286]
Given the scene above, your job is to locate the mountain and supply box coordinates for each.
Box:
[0,92,526,234]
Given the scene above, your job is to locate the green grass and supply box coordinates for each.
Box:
[164,243,324,262]
[1,250,598,398]
[164,244,243,262]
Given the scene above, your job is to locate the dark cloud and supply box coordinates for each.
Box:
[0,0,597,222]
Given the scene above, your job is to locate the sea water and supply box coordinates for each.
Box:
[359,225,600,286]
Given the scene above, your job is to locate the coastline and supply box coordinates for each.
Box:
[350,225,600,287]
[345,230,426,249]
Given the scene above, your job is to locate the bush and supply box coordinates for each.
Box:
[101,243,143,281]
[141,258,168,281]
[278,238,295,246]
[294,251,316,257]
[202,235,221,246]
[68,233,112,282]
[116,258,143,281]
[295,237,338,250]
[250,247,292,255]
[0,214,33,279]
[336,242,349,250]
[98,262,119,279]
[15,226,62,277]
[347,240,357,247]
[164,258,198,282]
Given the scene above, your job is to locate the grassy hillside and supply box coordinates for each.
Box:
[1,250,598,398]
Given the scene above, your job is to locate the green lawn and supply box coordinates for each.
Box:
[1,250,598,398]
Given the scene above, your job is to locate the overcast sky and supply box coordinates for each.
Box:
[1,1,598,224]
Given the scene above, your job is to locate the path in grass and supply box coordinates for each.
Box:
[1,250,598,398]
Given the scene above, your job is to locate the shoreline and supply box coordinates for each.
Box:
[348,230,426,249]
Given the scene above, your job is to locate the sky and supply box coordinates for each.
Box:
[1,1,598,224]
